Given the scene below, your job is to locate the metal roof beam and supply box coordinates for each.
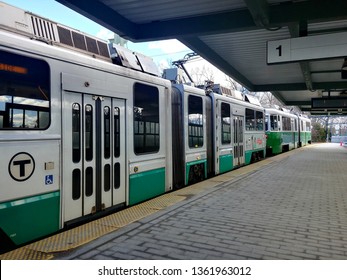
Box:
[244,0,270,28]
[288,23,313,92]
[138,0,347,41]
[56,0,137,38]
[270,0,347,26]
[137,10,257,41]
[255,81,347,92]
[285,101,311,106]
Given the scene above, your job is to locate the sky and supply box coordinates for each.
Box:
[2,0,192,68]
[2,0,233,86]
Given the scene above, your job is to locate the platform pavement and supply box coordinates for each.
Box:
[56,143,347,260]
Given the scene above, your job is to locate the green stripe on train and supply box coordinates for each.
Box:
[219,154,233,173]
[266,132,283,154]
[129,167,166,205]
[0,191,60,245]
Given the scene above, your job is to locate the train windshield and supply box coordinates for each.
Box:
[0,50,50,129]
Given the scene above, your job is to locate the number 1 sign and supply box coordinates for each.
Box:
[267,38,291,64]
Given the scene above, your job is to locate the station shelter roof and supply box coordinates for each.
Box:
[56,0,347,115]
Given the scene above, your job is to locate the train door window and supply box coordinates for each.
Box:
[270,115,278,131]
[85,104,93,161]
[188,95,203,148]
[104,106,111,159]
[256,111,264,130]
[306,121,310,131]
[114,107,120,157]
[72,103,81,163]
[104,164,111,192]
[72,169,81,200]
[133,83,159,154]
[221,102,231,144]
[85,166,93,196]
[245,109,255,131]
[0,50,50,129]
[114,162,120,189]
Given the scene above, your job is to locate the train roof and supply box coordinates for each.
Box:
[0,1,160,78]
[209,92,264,111]
[265,107,298,117]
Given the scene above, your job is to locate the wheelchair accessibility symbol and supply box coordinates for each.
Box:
[45,175,53,185]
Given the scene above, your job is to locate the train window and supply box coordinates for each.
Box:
[85,104,93,161]
[188,95,203,148]
[282,116,291,131]
[221,102,231,144]
[0,50,50,129]
[114,107,120,158]
[306,121,311,131]
[256,111,264,131]
[72,103,81,163]
[245,109,255,131]
[133,83,159,154]
[104,106,110,159]
[270,115,278,131]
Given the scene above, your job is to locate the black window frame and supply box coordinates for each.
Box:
[221,102,231,144]
[188,95,204,148]
[255,110,264,131]
[245,108,255,131]
[133,83,160,155]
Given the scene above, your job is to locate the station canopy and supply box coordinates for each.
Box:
[57,0,347,115]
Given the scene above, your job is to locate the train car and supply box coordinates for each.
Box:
[0,2,174,249]
[164,68,266,182]
[265,108,311,155]
[265,108,299,155]
[298,115,312,146]
[206,88,266,175]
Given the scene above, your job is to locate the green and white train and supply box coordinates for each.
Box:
[265,108,311,155]
[0,2,307,251]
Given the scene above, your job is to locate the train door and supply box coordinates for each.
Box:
[62,92,126,222]
[233,115,245,167]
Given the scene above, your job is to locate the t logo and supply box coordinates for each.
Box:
[8,152,35,182]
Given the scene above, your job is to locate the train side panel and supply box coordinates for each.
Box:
[0,47,61,246]
[128,83,172,205]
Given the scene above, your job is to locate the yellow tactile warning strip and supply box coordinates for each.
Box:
[0,145,313,260]
[0,195,187,260]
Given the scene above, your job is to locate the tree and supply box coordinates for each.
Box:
[311,121,327,142]
[189,64,215,86]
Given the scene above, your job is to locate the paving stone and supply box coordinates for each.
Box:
[55,144,347,260]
